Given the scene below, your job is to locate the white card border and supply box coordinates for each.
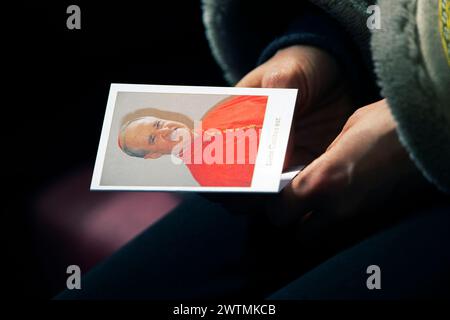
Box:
[91,83,297,192]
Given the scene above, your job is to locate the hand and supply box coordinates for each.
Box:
[237,45,354,167]
[205,45,355,218]
[283,99,428,225]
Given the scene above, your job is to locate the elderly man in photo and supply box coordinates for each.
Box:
[118,95,268,187]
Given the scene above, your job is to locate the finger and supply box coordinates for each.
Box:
[326,129,345,152]
[260,62,303,89]
[276,46,340,111]
[288,131,354,213]
[235,65,266,87]
[266,156,322,226]
[285,157,326,210]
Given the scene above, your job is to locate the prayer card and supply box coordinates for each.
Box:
[91,84,301,192]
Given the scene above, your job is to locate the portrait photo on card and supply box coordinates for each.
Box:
[91,84,297,192]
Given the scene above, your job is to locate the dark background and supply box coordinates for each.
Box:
[6,1,226,298]
[6,1,448,301]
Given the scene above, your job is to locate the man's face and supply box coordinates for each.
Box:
[122,117,190,159]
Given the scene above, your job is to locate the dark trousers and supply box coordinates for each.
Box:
[56,194,450,299]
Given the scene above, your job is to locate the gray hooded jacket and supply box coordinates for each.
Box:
[202,0,450,193]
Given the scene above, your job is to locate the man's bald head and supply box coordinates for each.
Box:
[118,116,191,159]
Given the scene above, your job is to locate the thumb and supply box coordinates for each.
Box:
[235,65,266,87]
[263,46,342,111]
[286,140,352,215]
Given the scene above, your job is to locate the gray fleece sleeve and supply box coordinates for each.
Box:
[372,0,450,193]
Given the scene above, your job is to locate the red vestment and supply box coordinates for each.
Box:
[184,95,267,187]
